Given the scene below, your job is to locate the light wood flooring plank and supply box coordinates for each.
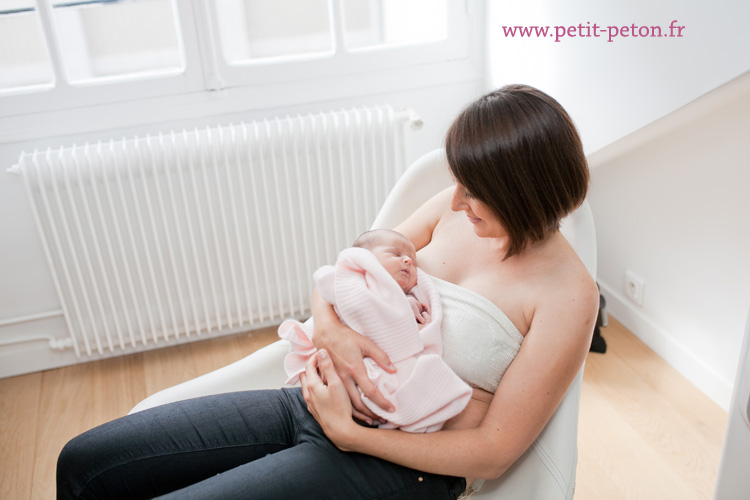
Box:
[603,319,727,446]
[33,363,97,500]
[91,353,148,423]
[577,381,703,500]
[140,327,279,396]
[0,371,42,500]
[187,326,280,377]
[142,342,200,396]
[575,318,727,500]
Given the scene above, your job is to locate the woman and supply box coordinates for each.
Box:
[57,84,598,500]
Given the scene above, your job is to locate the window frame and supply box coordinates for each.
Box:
[0,0,482,142]
[198,0,470,90]
[0,0,207,116]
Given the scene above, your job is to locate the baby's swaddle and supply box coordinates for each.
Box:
[279,247,472,433]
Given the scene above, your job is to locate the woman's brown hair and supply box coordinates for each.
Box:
[445,84,589,258]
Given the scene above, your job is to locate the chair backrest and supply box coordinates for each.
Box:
[373,149,597,500]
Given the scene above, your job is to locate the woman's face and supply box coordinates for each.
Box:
[450,182,507,239]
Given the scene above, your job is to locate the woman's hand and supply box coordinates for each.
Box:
[300,350,359,450]
[311,289,396,422]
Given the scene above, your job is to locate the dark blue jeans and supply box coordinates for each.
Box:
[57,388,465,499]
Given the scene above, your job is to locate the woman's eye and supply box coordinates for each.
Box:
[464,191,474,199]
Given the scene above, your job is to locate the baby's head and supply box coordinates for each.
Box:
[353,229,418,293]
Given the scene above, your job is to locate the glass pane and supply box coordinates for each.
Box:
[213,0,333,64]
[52,0,185,83]
[342,0,447,50]
[0,0,54,92]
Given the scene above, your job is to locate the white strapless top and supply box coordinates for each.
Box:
[431,276,524,394]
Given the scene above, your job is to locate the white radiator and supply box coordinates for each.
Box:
[12,105,419,358]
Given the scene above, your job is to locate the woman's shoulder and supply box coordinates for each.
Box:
[536,232,596,294]
[525,233,599,341]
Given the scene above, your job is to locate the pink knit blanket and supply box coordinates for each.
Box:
[279,247,472,433]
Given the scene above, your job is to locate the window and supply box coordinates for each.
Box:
[51,0,185,84]
[204,0,467,89]
[210,0,451,65]
[214,0,334,64]
[341,0,447,50]
[0,0,54,92]
[0,0,475,127]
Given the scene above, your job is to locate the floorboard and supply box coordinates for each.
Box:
[575,317,727,499]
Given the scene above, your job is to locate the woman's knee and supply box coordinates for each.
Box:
[57,417,135,499]
[57,432,95,499]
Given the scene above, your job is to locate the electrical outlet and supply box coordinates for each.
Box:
[624,270,645,306]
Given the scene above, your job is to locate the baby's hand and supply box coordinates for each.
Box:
[418,309,431,325]
[414,301,431,325]
[407,296,424,323]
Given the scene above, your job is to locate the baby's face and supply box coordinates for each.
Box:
[369,234,418,293]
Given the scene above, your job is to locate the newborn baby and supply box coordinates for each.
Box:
[279,229,471,433]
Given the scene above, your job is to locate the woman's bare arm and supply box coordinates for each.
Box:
[304,274,599,480]
[310,287,396,421]
[393,186,453,251]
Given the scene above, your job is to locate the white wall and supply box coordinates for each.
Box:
[590,75,750,410]
[487,0,750,409]
[487,0,750,155]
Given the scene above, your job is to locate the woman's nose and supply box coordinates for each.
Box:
[451,188,466,211]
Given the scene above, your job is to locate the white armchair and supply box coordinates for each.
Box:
[131,148,597,500]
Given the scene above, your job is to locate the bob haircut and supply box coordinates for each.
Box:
[445,84,589,258]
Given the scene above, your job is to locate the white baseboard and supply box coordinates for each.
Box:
[597,281,733,411]
[0,342,81,378]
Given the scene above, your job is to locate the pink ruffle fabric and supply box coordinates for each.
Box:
[279,247,471,433]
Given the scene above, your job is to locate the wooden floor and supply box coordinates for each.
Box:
[0,317,727,500]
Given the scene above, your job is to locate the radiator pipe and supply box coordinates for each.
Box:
[401,108,424,131]
[0,308,71,351]
[0,309,64,328]
[0,333,74,351]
